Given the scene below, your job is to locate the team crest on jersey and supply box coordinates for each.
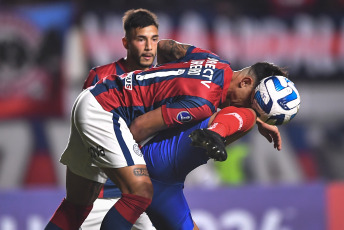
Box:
[177,111,192,123]
[133,143,143,157]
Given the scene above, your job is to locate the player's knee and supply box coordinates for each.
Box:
[133,180,153,200]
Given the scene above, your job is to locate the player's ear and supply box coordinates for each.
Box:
[122,37,129,49]
[240,76,253,88]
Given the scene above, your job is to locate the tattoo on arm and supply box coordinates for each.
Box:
[157,39,190,64]
[168,40,189,60]
[133,168,149,177]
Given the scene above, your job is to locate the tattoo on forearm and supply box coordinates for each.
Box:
[168,40,177,60]
[178,43,190,51]
[158,40,190,65]
[169,41,188,59]
[133,168,149,177]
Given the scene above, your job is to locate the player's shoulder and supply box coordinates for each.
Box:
[92,58,127,77]
[92,62,117,74]
[190,47,218,56]
[184,46,228,63]
[184,47,230,67]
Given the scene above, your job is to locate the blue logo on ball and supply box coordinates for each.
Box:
[177,111,192,123]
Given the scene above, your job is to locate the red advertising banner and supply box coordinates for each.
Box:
[327,182,344,230]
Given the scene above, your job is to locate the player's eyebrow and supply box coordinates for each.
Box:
[137,34,159,39]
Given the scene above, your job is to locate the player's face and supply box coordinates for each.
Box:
[124,25,159,71]
[231,86,255,108]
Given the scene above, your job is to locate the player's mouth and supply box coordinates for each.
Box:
[142,53,154,61]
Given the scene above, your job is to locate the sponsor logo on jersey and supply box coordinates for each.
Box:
[89,145,105,158]
[177,111,192,123]
[133,143,143,157]
[125,72,133,90]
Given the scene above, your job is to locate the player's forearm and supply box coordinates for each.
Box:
[130,107,167,143]
[256,118,282,150]
[157,39,191,65]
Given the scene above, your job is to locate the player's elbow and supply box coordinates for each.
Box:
[130,119,146,143]
[157,39,173,65]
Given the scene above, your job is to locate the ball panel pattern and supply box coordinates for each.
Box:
[252,75,301,125]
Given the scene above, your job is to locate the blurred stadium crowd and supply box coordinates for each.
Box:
[0,0,344,189]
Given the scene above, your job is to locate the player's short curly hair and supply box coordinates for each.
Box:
[249,62,288,88]
[122,8,159,38]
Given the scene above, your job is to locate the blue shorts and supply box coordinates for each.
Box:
[142,118,210,229]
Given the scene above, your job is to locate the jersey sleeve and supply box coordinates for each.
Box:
[83,62,121,90]
[159,49,232,127]
[161,98,215,127]
[82,69,99,89]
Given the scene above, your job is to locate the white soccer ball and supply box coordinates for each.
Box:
[252,75,300,125]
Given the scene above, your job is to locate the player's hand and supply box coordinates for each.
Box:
[256,118,282,151]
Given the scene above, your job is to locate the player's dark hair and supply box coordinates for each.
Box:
[122,8,159,38]
[249,62,288,88]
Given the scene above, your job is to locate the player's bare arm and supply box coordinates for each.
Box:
[256,118,282,151]
[130,107,167,143]
[157,39,191,65]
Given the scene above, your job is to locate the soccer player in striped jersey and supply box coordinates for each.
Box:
[83,59,284,229]
[143,107,257,230]
[140,62,286,230]
[83,9,158,89]
[45,38,282,230]
[80,9,159,230]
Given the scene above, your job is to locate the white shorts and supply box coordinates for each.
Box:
[80,198,156,230]
[60,89,146,183]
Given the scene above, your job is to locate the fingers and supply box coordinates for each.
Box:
[271,129,282,151]
[257,122,282,151]
[265,133,273,143]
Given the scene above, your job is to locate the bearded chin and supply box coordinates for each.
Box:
[139,61,153,68]
[141,63,151,67]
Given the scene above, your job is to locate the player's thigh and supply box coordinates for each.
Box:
[63,89,147,183]
[102,165,153,198]
[60,90,110,184]
[65,167,103,206]
[147,180,194,229]
[74,90,146,173]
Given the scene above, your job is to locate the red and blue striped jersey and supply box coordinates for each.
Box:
[82,58,128,90]
[90,46,232,128]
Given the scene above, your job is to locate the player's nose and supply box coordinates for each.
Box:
[145,40,153,50]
